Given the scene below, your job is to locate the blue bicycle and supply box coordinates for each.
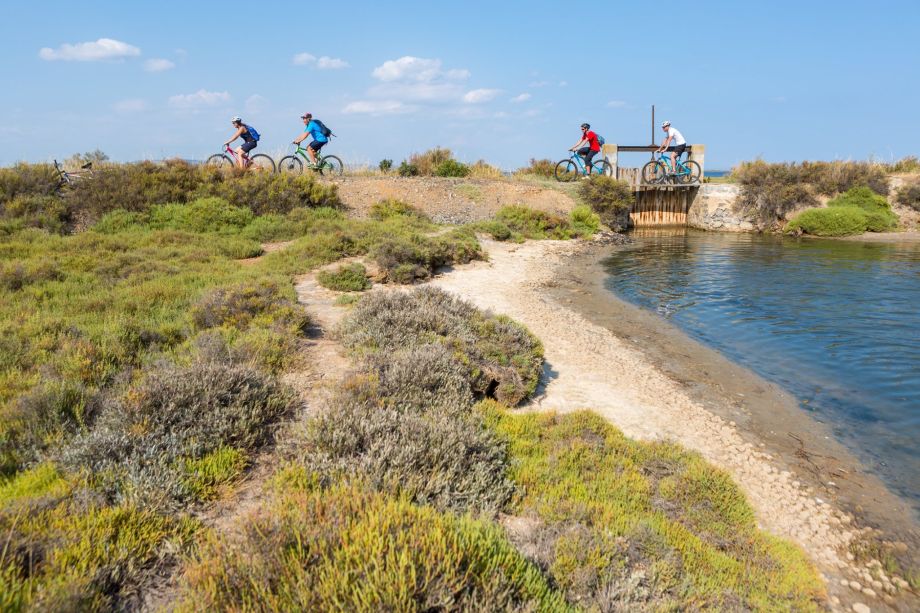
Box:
[554,150,612,182]
[642,151,701,185]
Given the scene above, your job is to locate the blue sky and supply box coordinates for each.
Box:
[2,0,918,170]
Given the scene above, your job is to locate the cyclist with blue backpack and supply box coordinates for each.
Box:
[569,123,604,175]
[224,116,260,169]
[293,112,331,167]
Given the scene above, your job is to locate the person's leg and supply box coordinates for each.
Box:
[669,149,677,174]
[576,147,590,171]
[585,150,597,175]
[235,146,246,169]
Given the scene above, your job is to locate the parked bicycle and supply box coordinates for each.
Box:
[641,151,701,185]
[554,151,612,182]
[54,159,93,190]
[206,144,276,173]
[277,143,343,176]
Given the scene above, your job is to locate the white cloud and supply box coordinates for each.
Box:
[168,89,231,109]
[511,93,531,103]
[463,88,501,104]
[245,94,268,113]
[39,38,140,62]
[293,53,349,69]
[144,58,175,72]
[342,100,414,115]
[113,98,149,113]
[606,100,627,108]
[529,80,550,88]
[371,56,468,83]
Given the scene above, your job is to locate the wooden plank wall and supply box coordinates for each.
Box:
[630,188,697,226]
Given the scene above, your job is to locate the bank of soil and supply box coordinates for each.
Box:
[327,176,578,224]
[429,237,919,612]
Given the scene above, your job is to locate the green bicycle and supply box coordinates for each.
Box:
[277,144,344,176]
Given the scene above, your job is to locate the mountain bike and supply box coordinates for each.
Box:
[554,151,612,182]
[277,143,344,176]
[641,151,701,185]
[54,159,93,190]
[206,144,276,173]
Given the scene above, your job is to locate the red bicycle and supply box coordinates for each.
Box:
[206,144,276,173]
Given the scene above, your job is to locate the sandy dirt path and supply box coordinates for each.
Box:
[430,238,913,612]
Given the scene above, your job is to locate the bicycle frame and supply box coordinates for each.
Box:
[653,151,690,175]
[570,151,604,175]
[223,144,251,166]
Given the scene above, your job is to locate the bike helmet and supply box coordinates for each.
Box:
[231,116,242,123]
[301,112,313,119]
[661,120,671,128]
[580,123,590,129]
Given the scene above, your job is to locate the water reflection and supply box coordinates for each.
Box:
[603,228,920,510]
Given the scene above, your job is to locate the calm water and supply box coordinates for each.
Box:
[602,229,920,510]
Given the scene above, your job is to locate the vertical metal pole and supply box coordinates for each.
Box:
[651,105,655,156]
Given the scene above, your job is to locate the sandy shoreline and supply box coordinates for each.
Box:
[430,236,918,611]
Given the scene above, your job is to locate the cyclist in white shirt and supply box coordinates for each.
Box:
[656,121,687,175]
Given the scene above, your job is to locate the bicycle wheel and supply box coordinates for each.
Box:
[318,155,344,176]
[591,159,613,177]
[249,154,276,173]
[278,155,303,175]
[680,160,702,184]
[206,154,232,169]
[554,159,578,182]
[641,161,665,185]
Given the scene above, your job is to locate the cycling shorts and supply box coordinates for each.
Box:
[577,146,597,166]
[666,144,687,157]
[309,140,327,152]
[241,141,257,153]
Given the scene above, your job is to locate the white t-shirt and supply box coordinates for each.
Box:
[667,127,686,146]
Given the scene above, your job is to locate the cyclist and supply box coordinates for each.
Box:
[569,123,601,175]
[656,121,687,175]
[224,117,258,169]
[292,112,328,167]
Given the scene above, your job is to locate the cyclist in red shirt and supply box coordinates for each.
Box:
[569,123,601,174]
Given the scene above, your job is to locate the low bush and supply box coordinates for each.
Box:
[407,147,453,176]
[475,220,514,241]
[435,158,471,178]
[576,176,634,231]
[515,158,555,178]
[570,204,601,237]
[494,205,574,239]
[192,280,309,333]
[300,345,514,515]
[895,179,920,211]
[784,207,868,236]
[0,163,61,203]
[368,198,429,222]
[371,227,482,283]
[378,158,393,173]
[885,155,920,174]
[60,354,295,508]
[482,404,825,611]
[828,186,898,230]
[337,287,543,405]
[798,160,888,196]
[1,194,69,233]
[468,160,504,179]
[180,445,248,501]
[317,263,371,292]
[148,197,254,233]
[177,483,569,612]
[397,161,419,177]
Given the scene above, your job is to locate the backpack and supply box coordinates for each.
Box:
[245,125,260,141]
[314,119,334,138]
[596,134,606,147]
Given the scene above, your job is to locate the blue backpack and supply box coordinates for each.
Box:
[596,134,606,147]
[245,124,260,141]
[314,119,333,138]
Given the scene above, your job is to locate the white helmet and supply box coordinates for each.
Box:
[231,116,242,123]
[661,120,671,128]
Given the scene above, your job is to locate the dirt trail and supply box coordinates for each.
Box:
[429,238,915,613]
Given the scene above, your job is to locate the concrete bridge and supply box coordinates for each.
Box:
[603,144,707,227]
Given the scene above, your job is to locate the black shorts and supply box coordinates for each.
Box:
[241,141,257,153]
[309,140,327,152]
[577,146,597,165]
[667,144,687,157]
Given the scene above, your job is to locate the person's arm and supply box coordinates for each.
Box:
[657,134,673,152]
[224,127,243,147]
[570,137,587,151]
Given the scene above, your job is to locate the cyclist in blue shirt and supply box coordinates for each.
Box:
[292,112,328,167]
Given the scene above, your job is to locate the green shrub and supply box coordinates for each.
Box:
[435,159,471,178]
[863,209,898,232]
[337,287,543,405]
[896,179,920,211]
[378,158,393,173]
[0,163,61,203]
[476,220,514,241]
[148,197,254,233]
[798,160,888,196]
[60,354,294,508]
[576,175,634,231]
[369,198,429,221]
[192,280,309,333]
[468,160,503,179]
[886,156,920,174]
[1,195,69,233]
[317,263,371,292]
[371,228,482,283]
[1,500,194,611]
[408,147,453,176]
[569,204,601,237]
[177,483,569,612]
[784,207,868,236]
[827,186,898,230]
[180,445,248,501]
[482,404,824,611]
[300,344,514,515]
[515,158,556,178]
[397,161,419,177]
[495,205,574,239]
